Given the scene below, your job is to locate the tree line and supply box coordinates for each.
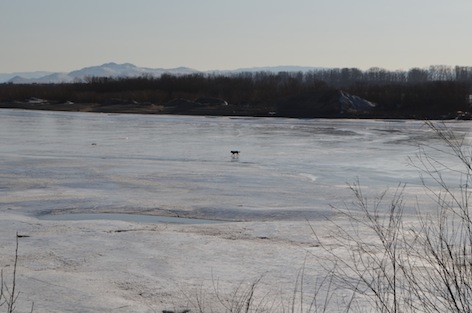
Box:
[0,65,471,118]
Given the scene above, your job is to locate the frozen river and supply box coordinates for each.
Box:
[3,108,472,312]
[1,109,471,221]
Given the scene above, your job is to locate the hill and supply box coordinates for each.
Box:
[2,63,200,84]
[1,63,326,84]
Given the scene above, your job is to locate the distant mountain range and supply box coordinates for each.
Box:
[0,63,324,84]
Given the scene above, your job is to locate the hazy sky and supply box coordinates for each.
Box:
[1,0,471,73]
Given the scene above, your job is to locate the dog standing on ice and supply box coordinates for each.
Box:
[231,150,240,159]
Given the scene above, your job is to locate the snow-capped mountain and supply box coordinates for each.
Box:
[226,65,324,73]
[1,63,326,84]
[68,62,198,79]
[3,63,200,84]
[0,71,55,83]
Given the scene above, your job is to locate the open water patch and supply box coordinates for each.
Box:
[39,213,225,224]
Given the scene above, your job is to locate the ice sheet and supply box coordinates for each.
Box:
[2,109,472,312]
[1,109,470,220]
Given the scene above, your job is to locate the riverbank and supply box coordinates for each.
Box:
[0,100,278,117]
[0,100,459,119]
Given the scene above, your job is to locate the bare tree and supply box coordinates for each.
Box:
[312,121,472,312]
[0,234,33,313]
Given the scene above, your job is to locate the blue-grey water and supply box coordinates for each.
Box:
[1,109,470,221]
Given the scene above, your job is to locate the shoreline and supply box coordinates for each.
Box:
[0,101,459,120]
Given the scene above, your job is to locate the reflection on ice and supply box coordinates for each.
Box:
[1,109,471,220]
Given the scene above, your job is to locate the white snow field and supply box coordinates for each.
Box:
[0,109,471,312]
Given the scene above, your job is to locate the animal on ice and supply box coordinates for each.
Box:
[231,150,240,159]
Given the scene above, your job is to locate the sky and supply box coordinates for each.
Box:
[1,0,471,73]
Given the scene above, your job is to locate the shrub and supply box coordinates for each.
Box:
[1,234,33,313]
[311,121,472,312]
